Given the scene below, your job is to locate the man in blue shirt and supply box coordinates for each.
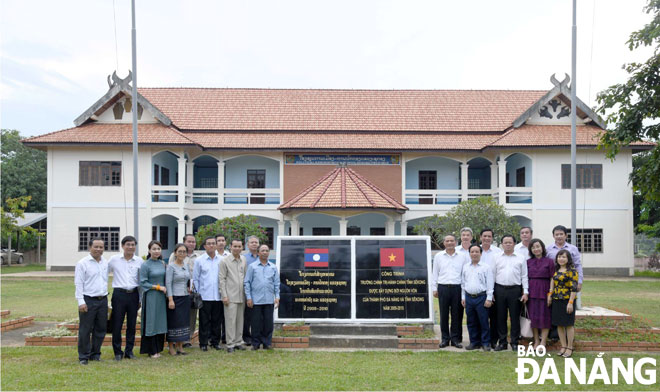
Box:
[192,237,222,351]
[244,244,280,350]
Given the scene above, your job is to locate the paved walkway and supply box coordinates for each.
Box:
[1,321,58,347]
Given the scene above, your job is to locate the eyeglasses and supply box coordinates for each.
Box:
[175,250,187,254]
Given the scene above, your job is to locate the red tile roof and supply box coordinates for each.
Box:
[22,123,195,146]
[139,88,546,132]
[185,131,498,150]
[279,167,407,212]
[489,125,654,148]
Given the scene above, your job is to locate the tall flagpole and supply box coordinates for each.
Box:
[570,0,577,245]
[131,0,139,253]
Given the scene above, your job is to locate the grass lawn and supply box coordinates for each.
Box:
[1,277,77,321]
[635,270,660,278]
[0,264,46,274]
[2,347,659,391]
[581,280,660,326]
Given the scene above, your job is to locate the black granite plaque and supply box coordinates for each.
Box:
[278,239,351,319]
[355,239,430,319]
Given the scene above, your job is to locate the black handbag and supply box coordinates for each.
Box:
[190,289,203,309]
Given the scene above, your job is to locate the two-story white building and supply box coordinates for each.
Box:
[24,73,650,275]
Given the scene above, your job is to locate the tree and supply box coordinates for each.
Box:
[596,0,660,203]
[1,196,41,251]
[413,197,521,249]
[633,154,660,251]
[195,214,268,247]
[1,129,47,212]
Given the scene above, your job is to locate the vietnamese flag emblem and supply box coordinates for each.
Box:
[304,248,329,267]
[380,248,404,267]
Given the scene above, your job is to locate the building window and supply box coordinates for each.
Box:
[406,226,417,235]
[78,227,120,251]
[566,228,603,253]
[247,169,266,204]
[370,227,386,236]
[561,164,602,189]
[150,226,169,250]
[516,167,526,187]
[79,161,121,186]
[264,227,274,250]
[347,226,361,236]
[419,170,436,205]
[312,227,331,236]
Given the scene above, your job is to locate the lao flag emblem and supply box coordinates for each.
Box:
[380,248,405,267]
[304,248,329,267]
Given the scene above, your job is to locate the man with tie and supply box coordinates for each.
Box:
[493,235,529,351]
[432,234,468,348]
[107,235,142,361]
[74,237,109,365]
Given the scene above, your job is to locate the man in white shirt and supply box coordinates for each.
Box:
[479,228,503,349]
[171,234,199,348]
[215,234,230,344]
[74,237,109,365]
[107,235,143,361]
[456,227,473,259]
[432,234,468,348]
[514,226,533,261]
[193,237,223,351]
[493,234,529,352]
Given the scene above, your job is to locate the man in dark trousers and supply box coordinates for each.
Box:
[432,234,468,348]
[74,237,109,365]
[192,237,223,351]
[107,235,143,361]
[493,235,529,351]
[244,244,280,350]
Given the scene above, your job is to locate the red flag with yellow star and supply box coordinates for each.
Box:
[380,248,404,267]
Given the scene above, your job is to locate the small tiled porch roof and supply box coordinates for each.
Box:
[279,167,408,213]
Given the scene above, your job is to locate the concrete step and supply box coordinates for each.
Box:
[309,324,397,336]
[309,334,399,349]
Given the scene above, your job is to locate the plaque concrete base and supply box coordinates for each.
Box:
[309,324,403,349]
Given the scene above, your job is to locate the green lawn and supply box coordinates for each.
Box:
[0,264,46,274]
[581,280,660,326]
[2,347,658,391]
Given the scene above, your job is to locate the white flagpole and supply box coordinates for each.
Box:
[131,0,139,252]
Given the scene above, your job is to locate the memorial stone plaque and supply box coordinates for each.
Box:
[355,239,430,319]
[277,236,431,322]
[278,239,352,319]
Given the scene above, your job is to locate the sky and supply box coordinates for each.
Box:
[0,0,655,137]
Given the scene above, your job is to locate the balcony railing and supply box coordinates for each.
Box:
[405,187,532,206]
[151,186,281,205]
[223,188,281,205]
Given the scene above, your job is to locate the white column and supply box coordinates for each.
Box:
[177,155,186,209]
[185,219,193,234]
[460,162,469,202]
[290,219,300,236]
[386,219,396,235]
[401,155,407,203]
[498,159,507,205]
[278,219,286,238]
[400,220,408,236]
[490,164,498,193]
[177,219,186,241]
[217,160,225,213]
[279,153,284,204]
[186,161,193,188]
[338,218,348,236]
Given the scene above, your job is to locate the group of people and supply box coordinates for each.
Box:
[74,234,280,365]
[431,225,582,358]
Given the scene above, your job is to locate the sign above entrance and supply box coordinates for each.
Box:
[276,236,432,323]
[285,154,400,165]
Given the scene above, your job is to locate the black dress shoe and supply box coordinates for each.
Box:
[124,352,135,359]
[211,344,222,350]
[482,346,491,352]
[176,351,188,355]
[493,345,507,352]
[90,357,101,362]
[251,346,259,351]
[79,359,88,365]
[465,344,481,350]
[438,341,449,348]
[182,343,192,348]
[200,345,208,352]
[511,344,519,351]
[263,345,272,350]
[114,354,123,361]
[226,347,235,353]
[235,345,246,351]
[451,342,464,349]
